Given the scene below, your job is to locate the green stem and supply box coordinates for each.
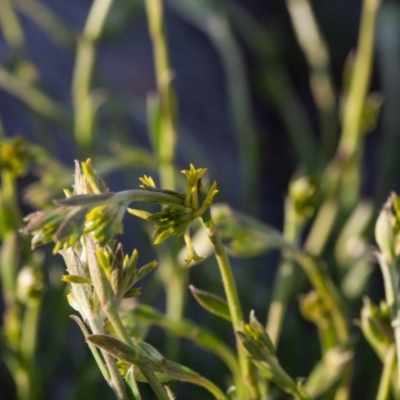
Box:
[20,299,42,400]
[72,0,113,156]
[266,198,304,347]
[337,0,381,158]
[294,252,351,400]
[86,238,169,400]
[201,218,258,400]
[294,253,348,343]
[145,0,185,360]
[145,0,177,183]
[286,0,337,163]
[377,344,396,400]
[0,0,25,56]
[0,66,66,122]
[377,254,400,399]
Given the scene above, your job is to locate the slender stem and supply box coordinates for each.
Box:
[145,0,177,185]
[266,198,304,346]
[20,299,42,400]
[87,316,129,400]
[338,0,381,158]
[286,0,337,163]
[377,344,396,400]
[294,252,351,400]
[72,0,113,156]
[0,66,66,122]
[145,0,185,358]
[294,253,348,343]
[378,254,400,398]
[0,0,25,56]
[86,238,170,400]
[104,301,170,400]
[201,218,258,400]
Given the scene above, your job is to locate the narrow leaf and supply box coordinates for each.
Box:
[189,285,231,321]
[125,366,142,400]
[136,260,158,282]
[87,334,148,368]
[62,275,92,284]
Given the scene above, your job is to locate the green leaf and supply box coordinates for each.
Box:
[70,315,111,383]
[125,366,142,400]
[130,305,240,382]
[123,288,141,298]
[62,275,92,285]
[189,285,231,322]
[60,249,93,319]
[304,347,352,398]
[88,334,228,399]
[211,203,289,257]
[136,260,158,282]
[87,334,150,368]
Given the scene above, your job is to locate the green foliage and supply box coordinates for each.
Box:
[3,0,400,399]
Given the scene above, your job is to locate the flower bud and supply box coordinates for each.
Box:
[375,197,396,264]
[16,266,43,303]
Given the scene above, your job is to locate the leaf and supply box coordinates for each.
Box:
[125,366,142,400]
[304,347,353,398]
[87,334,150,368]
[189,285,231,322]
[123,288,141,298]
[70,315,111,383]
[136,260,158,282]
[62,275,92,284]
[88,334,228,399]
[211,203,289,257]
[60,249,93,319]
[130,305,240,381]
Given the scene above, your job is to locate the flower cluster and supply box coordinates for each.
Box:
[21,160,218,267]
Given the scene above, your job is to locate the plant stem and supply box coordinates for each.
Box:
[266,197,304,346]
[86,238,170,400]
[337,0,381,159]
[0,0,25,56]
[145,0,186,360]
[286,0,337,163]
[293,252,351,400]
[145,0,177,185]
[376,344,396,400]
[201,218,258,400]
[377,254,400,398]
[72,0,113,156]
[20,299,42,400]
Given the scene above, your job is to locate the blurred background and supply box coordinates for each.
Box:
[0,0,400,399]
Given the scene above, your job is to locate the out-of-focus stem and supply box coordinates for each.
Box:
[337,0,381,159]
[145,0,186,361]
[15,0,75,49]
[202,218,258,400]
[266,198,304,346]
[20,299,42,400]
[306,0,381,258]
[376,344,396,400]
[145,0,177,189]
[72,0,113,156]
[377,254,400,398]
[286,0,337,162]
[0,0,25,55]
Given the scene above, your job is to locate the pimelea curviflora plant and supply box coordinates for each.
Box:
[22,159,323,400]
[21,157,400,400]
[22,159,226,400]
